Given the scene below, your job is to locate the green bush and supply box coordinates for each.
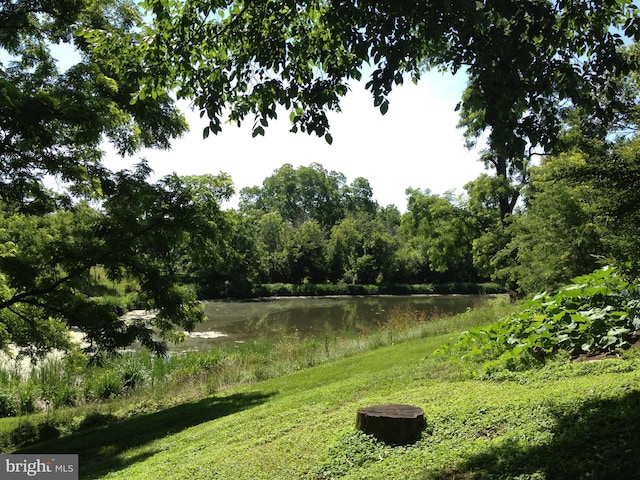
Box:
[0,391,17,418]
[53,385,79,408]
[86,371,123,400]
[247,282,502,298]
[117,355,150,392]
[450,266,640,372]
[18,386,36,414]
[10,421,38,446]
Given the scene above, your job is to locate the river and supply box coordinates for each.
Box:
[179,294,491,350]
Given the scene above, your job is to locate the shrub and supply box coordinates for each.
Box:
[18,386,37,414]
[86,371,123,400]
[117,355,150,393]
[53,385,79,408]
[0,391,17,417]
[10,421,38,446]
[450,266,640,372]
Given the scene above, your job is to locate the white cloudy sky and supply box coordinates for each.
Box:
[104,70,488,211]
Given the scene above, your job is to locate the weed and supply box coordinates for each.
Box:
[0,391,17,418]
[117,355,150,393]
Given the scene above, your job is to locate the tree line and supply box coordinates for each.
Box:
[148,111,640,300]
[203,163,480,294]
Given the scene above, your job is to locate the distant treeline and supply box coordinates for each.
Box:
[190,143,640,299]
[210,282,503,299]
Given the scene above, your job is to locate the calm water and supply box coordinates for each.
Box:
[180,295,491,350]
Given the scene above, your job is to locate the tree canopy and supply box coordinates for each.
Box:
[132,0,639,154]
[1,0,187,209]
[128,0,639,236]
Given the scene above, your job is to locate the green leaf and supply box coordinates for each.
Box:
[325,133,333,145]
[380,99,389,115]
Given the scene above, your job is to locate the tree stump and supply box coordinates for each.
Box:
[355,404,426,445]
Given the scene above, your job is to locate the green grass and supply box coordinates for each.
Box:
[12,301,640,479]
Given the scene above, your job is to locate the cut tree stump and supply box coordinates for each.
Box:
[355,404,426,445]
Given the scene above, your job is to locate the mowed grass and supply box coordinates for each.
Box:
[16,301,640,479]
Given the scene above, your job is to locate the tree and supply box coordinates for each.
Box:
[463,174,516,288]
[401,188,478,282]
[135,2,639,278]
[239,163,346,229]
[255,212,294,283]
[135,0,638,156]
[343,177,378,216]
[0,165,233,358]
[327,216,362,283]
[0,0,231,358]
[475,94,640,294]
[198,209,261,297]
[327,213,397,284]
[1,0,186,210]
[506,155,603,294]
[288,219,327,283]
[547,128,640,278]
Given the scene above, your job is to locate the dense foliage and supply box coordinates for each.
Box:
[0,0,231,357]
[195,163,498,296]
[132,0,639,229]
[451,266,640,372]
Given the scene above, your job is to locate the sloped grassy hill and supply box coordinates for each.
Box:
[21,329,640,479]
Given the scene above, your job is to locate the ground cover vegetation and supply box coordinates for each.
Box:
[0,297,516,451]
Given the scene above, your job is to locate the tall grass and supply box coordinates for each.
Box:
[0,295,515,451]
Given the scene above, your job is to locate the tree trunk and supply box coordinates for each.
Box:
[355,404,426,445]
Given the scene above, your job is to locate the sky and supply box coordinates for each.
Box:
[104,71,488,212]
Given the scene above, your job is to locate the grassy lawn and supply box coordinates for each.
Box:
[16,326,640,479]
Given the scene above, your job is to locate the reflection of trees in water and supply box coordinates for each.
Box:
[202,295,490,341]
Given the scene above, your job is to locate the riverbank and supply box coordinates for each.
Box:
[11,296,640,479]
[206,281,503,299]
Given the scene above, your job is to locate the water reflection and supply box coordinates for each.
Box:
[179,295,489,350]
